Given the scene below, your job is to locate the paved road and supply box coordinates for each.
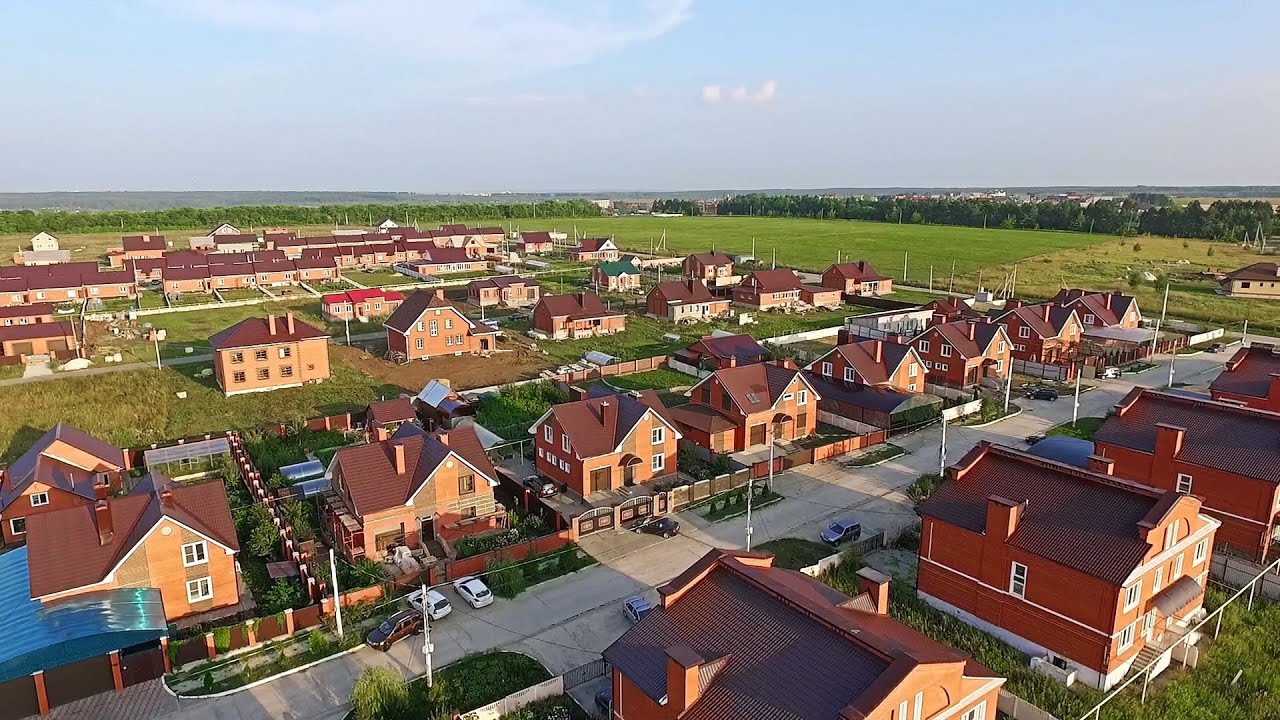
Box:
[67,350,1230,720]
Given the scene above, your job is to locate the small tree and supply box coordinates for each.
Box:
[245,506,280,559]
[1207,245,1215,257]
[260,580,305,614]
[351,666,409,720]
[1132,242,1143,252]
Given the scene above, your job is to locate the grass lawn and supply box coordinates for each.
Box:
[846,443,907,466]
[754,538,834,570]
[0,361,400,461]
[0,365,26,381]
[473,381,569,441]
[342,269,414,287]
[217,287,266,302]
[1047,416,1106,440]
[597,367,696,392]
[168,292,219,307]
[138,289,167,309]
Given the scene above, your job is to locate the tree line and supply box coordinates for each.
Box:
[0,199,605,235]
[714,194,1274,240]
[650,198,705,215]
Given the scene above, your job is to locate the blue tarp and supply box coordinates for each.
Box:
[0,547,168,682]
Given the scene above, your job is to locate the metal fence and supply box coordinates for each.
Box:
[563,658,610,689]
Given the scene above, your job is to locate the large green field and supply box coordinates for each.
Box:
[508,215,1113,278]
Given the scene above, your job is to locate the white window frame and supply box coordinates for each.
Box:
[651,427,665,445]
[962,703,987,720]
[1193,539,1208,567]
[821,361,833,376]
[1175,473,1193,494]
[544,425,553,442]
[843,366,854,382]
[797,390,808,406]
[1173,553,1184,579]
[1153,566,1163,593]
[561,434,570,452]
[913,691,924,720]
[908,383,917,392]
[782,392,794,402]
[908,363,918,377]
[1164,523,1177,549]
[940,344,953,358]
[29,492,49,507]
[898,700,909,719]
[186,577,213,603]
[918,340,930,353]
[1019,326,1030,338]
[1117,621,1135,652]
[9,517,26,535]
[1123,580,1141,612]
[651,453,665,472]
[182,540,208,567]
[1009,562,1028,598]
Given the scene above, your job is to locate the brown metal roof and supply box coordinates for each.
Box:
[0,321,74,343]
[700,361,811,415]
[813,340,915,386]
[367,397,416,427]
[0,424,124,511]
[1226,262,1280,281]
[383,291,472,334]
[26,478,239,598]
[535,292,622,321]
[0,303,54,319]
[332,426,495,517]
[743,269,804,291]
[546,390,672,459]
[648,279,721,306]
[827,261,889,282]
[1210,343,1280,401]
[208,315,328,350]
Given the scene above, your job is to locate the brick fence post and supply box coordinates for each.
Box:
[204,632,216,660]
[284,607,296,637]
[109,650,123,691]
[31,671,48,715]
[160,636,172,674]
[245,620,257,647]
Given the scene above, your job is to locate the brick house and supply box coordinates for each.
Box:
[517,231,556,254]
[403,248,490,276]
[918,443,1219,690]
[321,288,405,322]
[1052,289,1142,329]
[384,290,499,361]
[466,276,541,308]
[1093,388,1280,562]
[0,322,79,361]
[110,235,168,267]
[821,260,892,296]
[604,548,1005,720]
[0,303,55,326]
[210,313,331,396]
[1209,342,1280,412]
[26,477,241,622]
[590,260,643,292]
[531,292,626,340]
[671,333,770,372]
[733,269,840,310]
[806,338,928,393]
[324,424,502,560]
[673,360,819,453]
[163,266,212,295]
[0,424,129,546]
[990,302,1083,367]
[569,237,619,262]
[924,296,982,322]
[1219,262,1280,299]
[681,252,740,288]
[910,320,1012,388]
[646,279,733,322]
[529,390,680,496]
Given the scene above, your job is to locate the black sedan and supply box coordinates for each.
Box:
[523,476,559,498]
[1025,388,1059,401]
[365,609,423,651]
[637,517,680,538]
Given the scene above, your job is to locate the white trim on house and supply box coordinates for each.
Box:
[928,678,1005,720]
[403,450,498,506]
[1120,513,1220,585]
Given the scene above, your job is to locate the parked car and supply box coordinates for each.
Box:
[1207,343,1224,353]
[406,587,453,620]
[453,576,495,608]
[623,595,653,624]
[1025,433,1047,446]
[1100,366,1122,379]
[1025,388,1060,401]
[635,516,680,538]
[523,475,559,498]
[820,519,862,546]
[365,609,423,651]
[595,687,613,716]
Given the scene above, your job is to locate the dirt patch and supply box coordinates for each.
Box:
[329,338,555,393]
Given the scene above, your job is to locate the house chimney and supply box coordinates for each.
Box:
[95,498,114,546]
[568,385,588,402]
[286,312,295,335]
[1154,423,1187,460]
[1041,304,1052,321]
[159,488,174,508]
[94,480,110,500]
[855,567,891,615]
[393,443,406,474]
[725,354,737,368]
[373,426,389,443]
[1105,293,1113,310]
[437,430,450,447]
[1086,455,1116,475]
[434,289,445,300]
[985,495,1025,542]
[599,399,617,428]
[664,646,704,713]
[967,322,976,341]
[267,314,277,336]
[873,339,883,364]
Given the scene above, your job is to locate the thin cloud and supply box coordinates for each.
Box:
[158,0,693,80]
[709,80,778,105]
[700,85,723,104]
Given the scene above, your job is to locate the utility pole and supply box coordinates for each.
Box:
[1072,366,1082,427]
[1003,365,1013,413]
[329,548,344,639]
[153,330,162,370]
[1150,284,1169,357]
[929,265,934,292]
[903,251,908,283]
[938,416,947,475]
[948,260,956,294]
[1167,352,1175,387]
[344,317,351,346]
[771,248,776,269]
[1242,318,1249,345]
[421,582,434,687]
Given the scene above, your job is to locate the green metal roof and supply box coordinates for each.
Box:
[595,261,640,277]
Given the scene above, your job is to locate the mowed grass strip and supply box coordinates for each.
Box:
[0,361,399,461]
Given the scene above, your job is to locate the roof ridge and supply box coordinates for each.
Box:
[985,443,1165,500]
[1140,387,1280,420]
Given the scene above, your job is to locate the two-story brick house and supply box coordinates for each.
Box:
[517,231,556,254]
[821,260,893,296]
[590,260,643,293]
[923,296,983,323]
[910,319,1012,388]
[110,235,168,267]
[324,424,503,560]
[1052,289,1142,329]
[733,269,840,310]
[673,360,820,452]
[529,390,680,497]
[681,252,740,288]
[805,338,928,393]
[384,290,500,361]
[531,292,627,340]
[1094,388,1280,561]
[604,548,1005,720]
[569,237,619,263]
[466,276,542,309]
[0,424,129,546]
[210,313,331,396]
[645,279,732,323]
[670,333,770,372]
[26,476,241,622]
[321,288,404,322]
[990,302,1083,368]
[917,442,1219,690]
[1209,342,1280,412]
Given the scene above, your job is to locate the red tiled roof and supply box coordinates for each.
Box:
[1095,388,1280,483]
[743,269,803,291]
[1225,262,1280,281]
[925,297,982,320]
[366,397,416,427]
[26,478,239,598]
[812,340,916,386]
[992,302,1077,338]
[1052,289,1138,327]
[0,303,54,319]
[209,315,327,350]
[696,361,814,415]
[680,334,769,366]
[0,424,124,511]
[827,261,889,282]
[333,426,495,517]
[535,292,622,321]
[322,288,403,305]
[1210,343,1280,400]
[604,550,995,720]
[541,390,673,459]
[518,231,553,245]
[468,275,539,291]
[121,235,166,252]
[163,266,210,281]
[919,442,1175,584]
[648,279,720,306]
[383,291,472,334]
[0,321,75,343]
[575,237,613,252]
[687,252,734,266]
[418,247,475,264]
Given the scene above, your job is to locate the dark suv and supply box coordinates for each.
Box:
[366,609,423,651]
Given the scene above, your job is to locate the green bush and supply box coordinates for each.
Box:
[243,428,347,480]
[453,512,550,559]
[280,499,316,542]
[473,381,569,440]
[906,473,944,506]
[260,579,307,614]
[351,667,410,720]
[485,557,527,599]
[308,629,333,659]
[212,626,231,654]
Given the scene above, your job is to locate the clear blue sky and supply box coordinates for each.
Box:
[2,1,1277,193]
